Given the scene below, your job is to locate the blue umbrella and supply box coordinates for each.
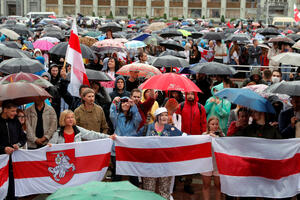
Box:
[129,20,136,24]
[132,33,151,41]
[178,67,196,74]
[215,88,276,113]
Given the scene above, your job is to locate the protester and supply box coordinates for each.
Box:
[214,40,227,63]
[141,89,159,124]
[271,70,282,84]
[101,57,119,94]
[227,107,250,136]
[248,39,262,65]
[189,44,201,64]
[126,70,140,92]
[109,75,131,100]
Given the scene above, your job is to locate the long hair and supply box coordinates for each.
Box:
[118,103,133,123]
[105,57,120,73]
[207,116,221,133]
[17,109,26,131]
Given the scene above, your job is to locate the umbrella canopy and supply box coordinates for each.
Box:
[33,40,55,51]
[92,39,126,54]
[2,41,22,49]
[152,55,189,68]
[47,181,165,200]
[42,31,65,40]
[37,36,60,43]
[79,36,97,47]
[99,22,122,32]
[160,29,183,38]
[225,33,251,43]
[144,35,164,46]
[132,33,151,41]
[287,34,300,42]
[271,52,300,66]
[190,32,203,39]
[0,72,53,88]
[257,27,280,36]
[159,50,186,59]
[268,37,295,45]
[292,40,300,50]
[0,45,27,58]
[0,28,20,40]
[160,40,184,51]
[49,42,95,60]
[44,26,62,32]
[202,32,225,40]
[86,69,112,81]
[0,24,33,37]
[117,63,162,78]
[0,58,44,74]
[0,82,52,106]
[125,40,146,49]
[139,73,202,92]
[148,22,168,31]
[83,31,102,38]
[264,81,300,96]
[191,62,237,75]
[215,88,275,113]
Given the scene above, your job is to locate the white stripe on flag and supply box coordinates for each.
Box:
[0,154,9,200]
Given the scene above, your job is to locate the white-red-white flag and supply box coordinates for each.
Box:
[213,137,300,198]
[12,139,112,197]
[115,135,213,177]
[66,20,89,97]
[294,4,300,22]
[0,154,9,200]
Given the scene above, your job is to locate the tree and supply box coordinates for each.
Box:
[202,15,205,19]
[221,15,225,23]
[128,14,132,20]
[163,13,167,19]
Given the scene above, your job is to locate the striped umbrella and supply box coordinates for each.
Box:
[92,39,126,54]
[117,63,161,78]
[125,41,146,49]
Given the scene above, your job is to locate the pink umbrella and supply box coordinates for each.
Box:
[33,40,55,51]
[92,39,126,54]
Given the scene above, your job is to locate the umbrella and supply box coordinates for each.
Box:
[225,33,251,43]
[0,44,27,58]
[33,40,55,51]
[257,27,280,36]
[79,36,97,47]
[83,31,102,38]
[264,81,300,96]
[214,88,275,113]
[292,40,300,50]
[86,69,112,81]
[191,62,237,75]
[37,36,60,43]
[159,40,184,51]
[0,72,53,88]
[160,29,183,38]
[42,31,65,40]
[2,41,22,49]
[190,32,203,39]
[287,34,300,42]
[202,32,225,40]
[0,24,33,37]
[148,22,168,31]
[47,181,165,200]
[0,28,20,40]
[125,41,146,49]
[117,63,162,78]
[268,37,295,45]
[0,58,44,74]
[99,22,122,33]
[0,82,52,106]
[159,50,186,59]
[132,33,151,41]
[152,55,189,68]
[144,35,164,46]
[92,39,126,54]
[49,42,95,60]
[271,52,300,66]
[44,26,62,32]
[178,29,191,37]
[139,73,202,92]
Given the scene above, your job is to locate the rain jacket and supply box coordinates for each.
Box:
[141,89,159,124]
[109,76,131,100]
[138,123,182,137]
[176,92,207,135]
[204,83,231,134]
[242,68,267,87]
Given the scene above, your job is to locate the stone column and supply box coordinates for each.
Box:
[202,0,207,18]
[58,0,63,17]
[0,0,4,16]
[183,0,188,19]
[110,0,116,17]
[128,0,133,17]
[146,0,151,18]
[288,0,295,17]
[41,0,46,12]
[240,0,246,19]
[221,0,226,18]
[92,0,98,17]
[164,0,169,19]
[24,0,27,16]
[75,0,80,15]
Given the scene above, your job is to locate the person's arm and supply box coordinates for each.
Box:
[77,126,109,140]
[200,105,207,134]
[140,97,155,115]
[204,97,215,114]
[99,108,109,134]
[49,131,59,144]
[131,104,142,129]
[278,111,295,139]
[17,122,27,147]
[43,107,57,142]
[215,99,231,118]
[25,109,38,144]
[74,108,81,127]
[227,121,238,136]
[109,102,118,128]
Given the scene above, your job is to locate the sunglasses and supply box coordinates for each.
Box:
[120,99,129,103]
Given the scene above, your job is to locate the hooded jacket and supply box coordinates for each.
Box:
[204,83,231,134]
[176,92,207,135]
[141,89,159,124]
[109,76,131,100]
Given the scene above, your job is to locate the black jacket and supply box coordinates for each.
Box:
[0,115,26,154]
[279,108,295,139]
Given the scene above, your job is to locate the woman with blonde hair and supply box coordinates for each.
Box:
[49,110,115,144]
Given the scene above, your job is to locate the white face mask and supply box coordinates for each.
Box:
[272,76,280,83]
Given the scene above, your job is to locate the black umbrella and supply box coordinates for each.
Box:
[152,55,189,68]
[42,31,65,40]
[268,37,295,45]
[160,29,183,38]
[86,69,112,81]
[0,44,27,58]
[160,40,184,51]
[44,26,62,32]
[264,81,300,96]
[99,22,122,33]
[191,62,237,75]
[257,27,280,36]
[225,33,251,43]
[159,50,186,59]
[49,42,96,60]
[190,32,203,39]
[287,34,300,42]
[2,41,22,49]
[1,24,33,37]
[0,58,44,74]
[202,32,225,40]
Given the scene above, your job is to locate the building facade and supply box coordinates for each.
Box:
[1,0,300,21]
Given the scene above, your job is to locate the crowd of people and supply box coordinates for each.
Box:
[0,16,300,200]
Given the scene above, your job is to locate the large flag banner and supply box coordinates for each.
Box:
[66,19,89,97]
[0,154,9,200]
[12,139,112,197]
[115,135,213,177]
[213,137,300,198]
[294,4,300,22]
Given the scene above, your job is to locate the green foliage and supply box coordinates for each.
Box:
[146,14,149,19]
[221,15,225,23]
[202,15,205,19]
[128,14,131,20]
[230,18,236,22]
[172,17,178,20]
[163,13,167,19]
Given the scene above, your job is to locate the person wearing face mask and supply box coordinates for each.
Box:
[271,70,282,84]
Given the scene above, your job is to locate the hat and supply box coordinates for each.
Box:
[41,71,51,81]
[165,98,179,112]
[154,107,168,117]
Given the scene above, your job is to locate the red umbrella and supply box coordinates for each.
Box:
[139,73,202,93]
[0,82,52,106]
[127,24,136,28]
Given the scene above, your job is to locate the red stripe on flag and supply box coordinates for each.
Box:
[13,153,110,179]
[0,163,9,187]
[116,142,212,163]
[82,72,90,86]
[215,152,300,180]
[69,31,82,54]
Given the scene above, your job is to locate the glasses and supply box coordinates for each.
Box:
[17,115,25,119]
[120,99,129,103]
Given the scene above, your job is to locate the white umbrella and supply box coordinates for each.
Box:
[292,40,300,50]
[37,36,60,43]
[271,52,300,66]
[0,28,20,40]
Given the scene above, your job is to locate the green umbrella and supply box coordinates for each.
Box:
[47,181,165,200]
